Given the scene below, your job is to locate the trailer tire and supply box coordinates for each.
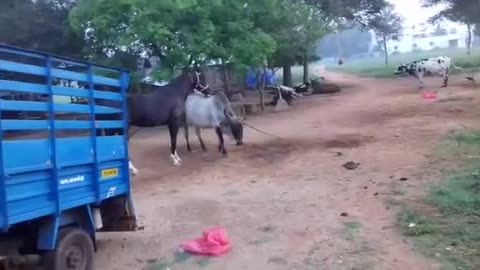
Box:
[42,227,94,270]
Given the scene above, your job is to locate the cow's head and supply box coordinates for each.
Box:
[394,64,408,75]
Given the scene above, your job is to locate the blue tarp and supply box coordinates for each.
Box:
[246,68,277,89]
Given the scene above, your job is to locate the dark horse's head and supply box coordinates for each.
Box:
[188,67,210,94]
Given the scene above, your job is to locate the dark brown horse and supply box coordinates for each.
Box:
[97,68,209,166]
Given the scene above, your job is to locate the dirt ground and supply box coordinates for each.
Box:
[95,71,480,270]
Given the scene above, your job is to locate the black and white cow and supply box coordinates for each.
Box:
[394,56,463,89]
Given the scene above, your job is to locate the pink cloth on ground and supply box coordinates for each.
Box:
[180,227,232,257]
[422,92,438,99]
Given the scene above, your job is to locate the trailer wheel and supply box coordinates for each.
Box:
[42,227,94,270]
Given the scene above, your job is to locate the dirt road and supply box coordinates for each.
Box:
[95,72,480,270]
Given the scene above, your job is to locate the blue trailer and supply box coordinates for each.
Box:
[0,45,137,270]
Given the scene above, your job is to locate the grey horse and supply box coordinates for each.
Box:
[97,68,209,166]
[184,91,243,156]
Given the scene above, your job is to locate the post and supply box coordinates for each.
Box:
[283,65,292,87]
[467,23,472,55]
[303,52,309,84]
[220,59,230,95]
[383,35,389,65]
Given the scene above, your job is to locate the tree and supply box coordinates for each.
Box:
[369,3,403,65]
[424,0,480,55]
[245,0,302,86]
[70,0,220,79]
[304,0,389,62]
[0,0,84,57]
[292,3,331,83]
[70,0,279,84]
[317,27,372,58]
[246,0,331,86]
[208,0,276,90]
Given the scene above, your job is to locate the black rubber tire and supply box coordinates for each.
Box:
[42,227,94,270]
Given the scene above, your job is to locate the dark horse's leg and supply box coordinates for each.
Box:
[195,128,207,151]
[168,120,182,165]
[215,126,227,156]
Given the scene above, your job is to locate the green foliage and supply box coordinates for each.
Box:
[369,3,403,45]
[0,0,84,57]
[397,130,480,270]
[305,0,388,27]
[70,0,332,81]
[71,0,216,71]
[208,0,276,71]
[398,210,437,236]
[424,0,480,25]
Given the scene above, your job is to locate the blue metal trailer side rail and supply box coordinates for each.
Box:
[0,44,137,270]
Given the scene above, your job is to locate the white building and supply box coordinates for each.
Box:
[372,22,471,54]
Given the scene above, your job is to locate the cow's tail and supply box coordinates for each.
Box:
[450,59,463,72]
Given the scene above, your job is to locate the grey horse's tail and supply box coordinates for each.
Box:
[213,90,238,123]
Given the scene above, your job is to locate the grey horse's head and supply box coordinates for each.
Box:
[220,121,243,146]
[230,121,244,145]
[214,91,244,145]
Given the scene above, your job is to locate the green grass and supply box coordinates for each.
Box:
[398,131,480,270]
[325,48,480,78]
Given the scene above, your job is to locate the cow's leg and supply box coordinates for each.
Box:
[215,126,227,156]
[167,121,182,166]
[417,72,425,89]
[185,123,192,152]
[195,128,207,151]
[442,68,449,87]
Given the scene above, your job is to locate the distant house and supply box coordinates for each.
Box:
[371,22,471,54]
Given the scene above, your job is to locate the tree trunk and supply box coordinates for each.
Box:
[467,24,472,55]
[220,59,230,94]
[258,68,266,111]
[383,36,389,65]
[283,64,292,87]
[303,52,309,84]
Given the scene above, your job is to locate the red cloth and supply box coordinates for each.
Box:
[422,92,437,99]
[180,227,231,257]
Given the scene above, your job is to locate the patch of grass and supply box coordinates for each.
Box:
[144,261,171,270]
[341,221,362,241]
[451,130,480,146]
[398,210,437,237]
[429,172,480,216]
[325,48,480,78]
[398,130,480,270]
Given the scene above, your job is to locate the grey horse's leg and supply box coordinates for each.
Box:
[185,123,192,152]
[195,128,207,151]
[215,126,227,156]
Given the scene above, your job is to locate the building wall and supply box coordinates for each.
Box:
[371,22,471,54]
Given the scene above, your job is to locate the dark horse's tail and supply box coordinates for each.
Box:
[127,126,144,140]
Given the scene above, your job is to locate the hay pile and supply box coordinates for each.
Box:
[310,78,341,94]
